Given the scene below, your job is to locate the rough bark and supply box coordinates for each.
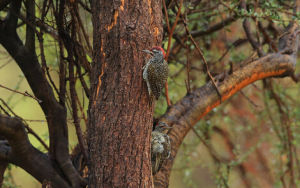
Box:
[88,0,162,187]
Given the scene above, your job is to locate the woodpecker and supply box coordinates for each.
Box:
[151,122,172,175]
[142,46,168,104]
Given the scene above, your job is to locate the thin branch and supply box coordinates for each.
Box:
[5,0,22,32]
[0,98,49,151]
[165,0,183,59]
[72,2,92,55]
[239,91,260,109]
[191,15,237,38]
[163,0,183,107]
[0,1,84,186]
[59,40,67,105]
[162,0,170,33]
[241,0,265,57]
[76,64,90,98]
[69,59,88,163]
[25,0,35,52]
[258,21,278,52]
[154,22,299,187]
[37,33,60,96]
[183,18,222,100]
[79,0,91,13]
[0,84,42,103]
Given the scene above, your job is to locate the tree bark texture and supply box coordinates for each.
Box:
[88,0,162,187]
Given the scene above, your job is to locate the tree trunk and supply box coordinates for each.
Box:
[88,0,162,187]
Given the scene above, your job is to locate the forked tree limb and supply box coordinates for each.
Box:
[0,115,71,188]
[0,1,83,187]
[154,22,299,187]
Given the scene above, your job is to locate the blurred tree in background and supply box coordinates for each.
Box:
[0,0,300,187]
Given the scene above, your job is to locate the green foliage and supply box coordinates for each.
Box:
[215,163,230,188]
[3,165,20,188]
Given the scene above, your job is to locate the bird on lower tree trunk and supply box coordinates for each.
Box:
[151,122,172,175]
[142,46,168,104]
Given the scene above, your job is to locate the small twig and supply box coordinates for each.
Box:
[264,80,295,186]
[0,104,10,116]
[76,58,90,98]
[72,2,92,55]
[240,91,259,108]
[241,0,265,57]
[0,99,49,151]
[78,0,91,13]
[190,15,237,38]
[163,82,171,106]
[163,0,183,107]
[162,0,170,33]
[0,84,42,103]
[165,0,183,59]
[58,40,66,105]
[257,21,278,52]
[0,61,11,69]
[185,53,191,93]
[184,12,191,94]
[76,95,87,125]
[37,32,60,97]
[68,17,88,163]
[183,118,228,164]
[212,38,248,65]
[291,73,300,82]
[182,18,222,101]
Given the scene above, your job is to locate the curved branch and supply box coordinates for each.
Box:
[241,1,265,57]
[0,115,70,188]
[154,23,299,187]
[0,141,11,161]
[0,2,83,187]
[191,15,237,38]
[25,0,35,51]
[4,0,21,33]
[0,141,10,187]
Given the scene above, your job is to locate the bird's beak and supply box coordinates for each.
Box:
[160,123,172,129]
[164,125,172,129]
[142,49,153,56]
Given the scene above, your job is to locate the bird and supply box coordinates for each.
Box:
[151,122,172,175]
[142,46,168,104]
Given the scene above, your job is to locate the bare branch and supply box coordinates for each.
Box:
[183,18,221,100]
[0,141,11,161]
[4,0,21,33]
[241,0,265,57]
[191,16,237,38]
[25,0,35,51]
[154,22,299,187]
[0,98,48,151]
[0,115,71,188]
[0,1,84,186]
[0,141,9,187]
[69,61,88,163]
[0,84,42,103]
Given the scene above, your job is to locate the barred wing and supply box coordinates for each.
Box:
[147,61,168,100]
